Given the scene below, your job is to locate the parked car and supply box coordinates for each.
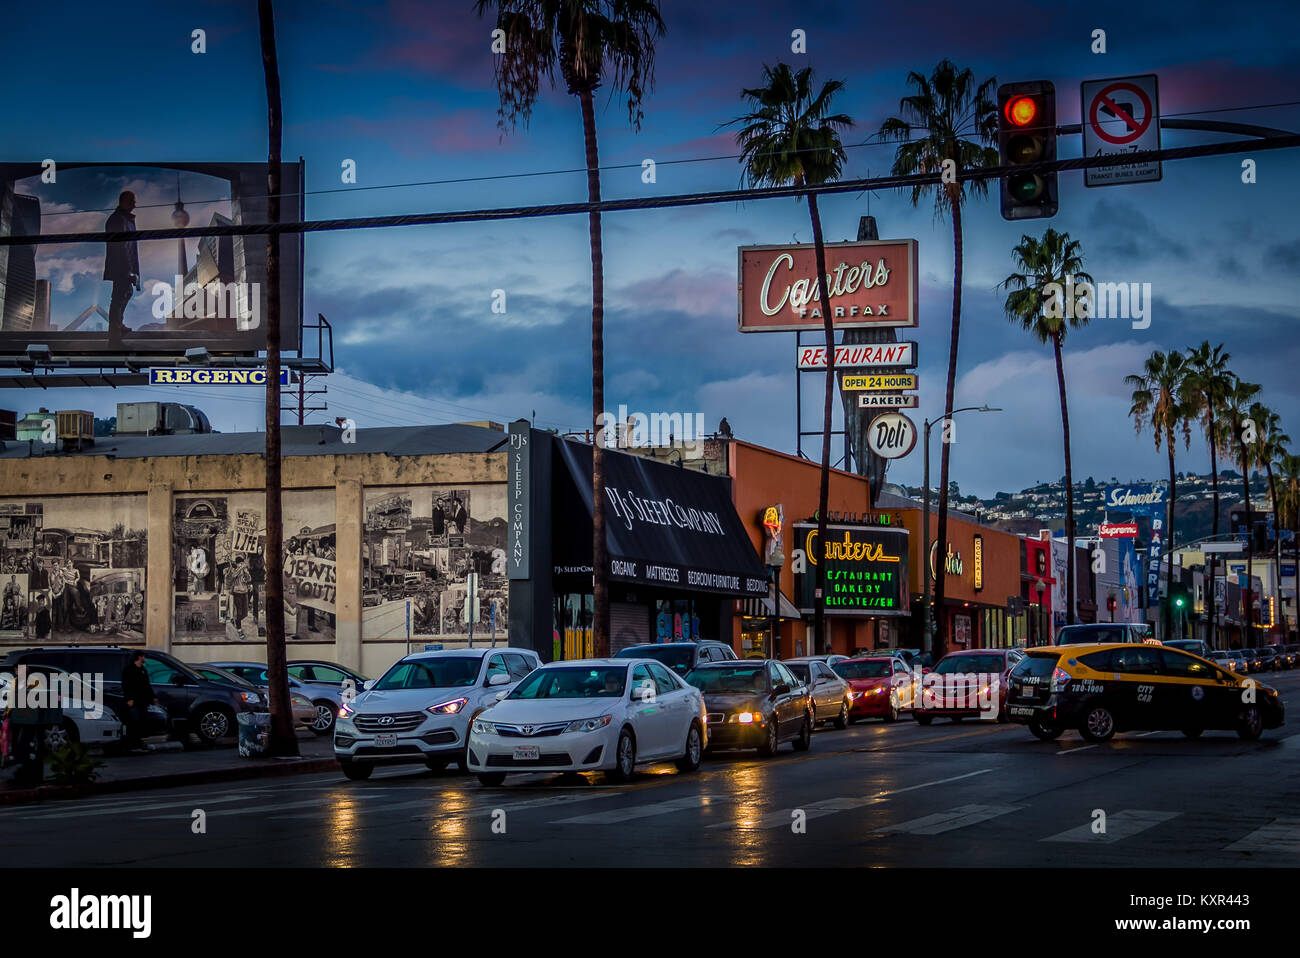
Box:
[1239,648,1263,673]
[335,647,542,780]
[683,659,812,757]
[1164,639,1211,660]
[612,640,737,676]
[1282,644,1300,669]
[914,648,1023,724]
[192,664,317,730]
[362,590,383,608]
[832,655,916,722]
[287,660,370,734]
[0,664,158,751]
[783,657,852,728]
[1256,647,1280,671]
[468,658,708,785]
[1054,623,1154,645]
[797,653,850,667]
[0,646,266,745]
[1208,650,1240,674]
[1229,650,1250,674]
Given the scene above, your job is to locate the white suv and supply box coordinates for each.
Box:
[334,647,541,780]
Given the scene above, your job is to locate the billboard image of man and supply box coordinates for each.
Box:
[103,190,141,348]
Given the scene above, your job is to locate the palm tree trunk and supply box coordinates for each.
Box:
[1053,333,1075,626]
[1208,407,1219,649]
[579,89,609,658]
[1165,435,1176,641]
[1267,463,1281,639]
[807,193,837,655]
[933,198,963,659]
[257,0,296,756]
[1241,447,1253,644]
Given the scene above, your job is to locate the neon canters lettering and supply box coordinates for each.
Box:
[760,253,892,315]
[804,529,900,566]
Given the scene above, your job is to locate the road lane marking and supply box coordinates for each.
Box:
[1225,818,1300,853]
[711,768,995,830]
[6,792,264,821]
[878,803,1026,836]
[267,789,620,821]
[553,794,716,825]
[1042,809,1180,844]
[1058,744,1097,754]
[138,792,394,820]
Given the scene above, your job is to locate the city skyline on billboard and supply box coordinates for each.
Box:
[0,161,303,358]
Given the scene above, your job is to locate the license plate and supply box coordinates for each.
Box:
[1009,706,1033,717]
[513,746,540,761]
[375,733,397,748]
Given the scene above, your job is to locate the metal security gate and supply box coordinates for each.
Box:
[610,601,650,655]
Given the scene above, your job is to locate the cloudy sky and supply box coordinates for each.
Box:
[7,0,1299,497]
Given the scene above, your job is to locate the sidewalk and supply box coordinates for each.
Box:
[0,730,339,806]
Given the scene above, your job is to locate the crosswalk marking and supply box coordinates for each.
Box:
[139,792,393,820]
[1041,809,1180,844]
[553,794,715,825]
[1225,818,1300,853]
[266,789,620,821]
[7,792,263,821]
[877,803,1026,836]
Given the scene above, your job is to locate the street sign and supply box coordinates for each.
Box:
[865,412,917,459]
[1099,522,1139,538]
[1082,74,1161,186]
[858,393,918,409]
[1201,541,1245,553]
[797,341,916,369]
[841,373,917,391]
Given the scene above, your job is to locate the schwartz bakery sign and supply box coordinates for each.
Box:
[738,240,919,332]
[793,522,910,616]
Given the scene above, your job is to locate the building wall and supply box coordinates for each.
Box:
[0,447,506,676]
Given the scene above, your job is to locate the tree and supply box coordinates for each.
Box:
[1249,402,1289,638]
[728,62,851,653]
[1001,227,1093,628]
[1277,453,1300,638]
[477,0,666,656]
[879,60,997,660]
[1125,350,1195,641]
[1218,377,1262,643]
[1185,342,1231,650]
[257,0,296,756]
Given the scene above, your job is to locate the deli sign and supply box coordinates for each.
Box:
[738,240,919,332]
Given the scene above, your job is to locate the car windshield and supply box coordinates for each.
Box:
[375,658,480,690]
[615,646,694,673]
[509,667,627,699]
[684,666,766,693]
[1056,626,1131,644]
[834,660,891,679]
[935,654,997,674]
[785,663,811,682]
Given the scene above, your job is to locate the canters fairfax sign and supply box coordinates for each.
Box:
[738,240,919,332]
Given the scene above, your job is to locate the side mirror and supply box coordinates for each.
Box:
[170,674,189,687]
[773,683,791,696]
[488,673,511,687]
[363,679,375,691]
[494,690,509,702]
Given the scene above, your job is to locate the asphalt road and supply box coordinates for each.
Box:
[4,671,1299,868]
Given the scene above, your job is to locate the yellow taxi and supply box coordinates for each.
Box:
[1005,643,1285,743]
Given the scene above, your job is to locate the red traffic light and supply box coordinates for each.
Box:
[1005,95,1038,127]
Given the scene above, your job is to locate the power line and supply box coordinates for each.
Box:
[10,132,1296,249]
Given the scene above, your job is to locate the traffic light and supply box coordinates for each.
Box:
[998,81,1058,220]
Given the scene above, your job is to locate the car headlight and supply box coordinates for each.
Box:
[735,712,758,724]
[240,691,262,705]
[428,697,468,715]
[870,687,884,696]
[337,702,355,719]
[564,715,613,733]
[472,719,497,734]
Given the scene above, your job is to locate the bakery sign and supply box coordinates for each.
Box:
[738,239,919,332]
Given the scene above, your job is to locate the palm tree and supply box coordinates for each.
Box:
[476,0,666,656]
[1249,403,1289,639]
[1185,341,1232,648]
[1218,377,1262,643]
[1001,228,1092,628]
[879,60,997,660]
[1277,452,1300,639]
[1126,350,1195,641]
[728,62,851,654]
[257,0,296,756]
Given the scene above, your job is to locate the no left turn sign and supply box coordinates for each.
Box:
[1081,74,1161,186]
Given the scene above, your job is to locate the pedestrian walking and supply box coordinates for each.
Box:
[120,650,157,754]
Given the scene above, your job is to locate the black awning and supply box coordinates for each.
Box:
[551,438,768,598]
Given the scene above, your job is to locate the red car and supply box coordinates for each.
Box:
[832,656,917,723]
[914,648,1023,724]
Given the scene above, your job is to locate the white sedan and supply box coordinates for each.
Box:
[467,658,707,785]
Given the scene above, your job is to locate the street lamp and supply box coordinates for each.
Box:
[922,405,1002,656]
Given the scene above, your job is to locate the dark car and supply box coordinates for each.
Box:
[1164,639,1211,660]
[614,641,737,677]
[1282,645,1300,669]
[1238,648,1263,673]
[0,646,268,745]
[683,659,812,756]
[1055,623,1154,645]
[1256,647,1280,671]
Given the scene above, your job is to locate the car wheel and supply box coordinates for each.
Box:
[341,761,373,781]
[1182,728,1204,739]
[951,715,964,724]
[886,700,899,722]
[757,716,779,757]
[833,700,850,730]
[194,707,235,745]
[477,772,506,786]
[996,705,1010,724]
[44,720,79,751]
[915,713,933,726]
[1237,705,1263,741]
[461,712,482,770]
[1079,704,1116,743]
[675,722,703,773]
[310,701,337,735]
[792,712,812,751]
[608,728,637,781]
[1028,718,1063,741]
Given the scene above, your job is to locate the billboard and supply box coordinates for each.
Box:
[0,162,304,357]
[794,522,910,616]
[738,239,918,332]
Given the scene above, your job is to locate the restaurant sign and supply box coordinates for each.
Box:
[738,240,919,332]
[793,523,910,617]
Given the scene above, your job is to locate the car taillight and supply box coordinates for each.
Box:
[1050,667,1071,693]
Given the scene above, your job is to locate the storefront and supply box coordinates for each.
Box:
[1020,536,1056,646]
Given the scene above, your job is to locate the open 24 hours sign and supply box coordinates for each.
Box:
[793,523,911,617]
